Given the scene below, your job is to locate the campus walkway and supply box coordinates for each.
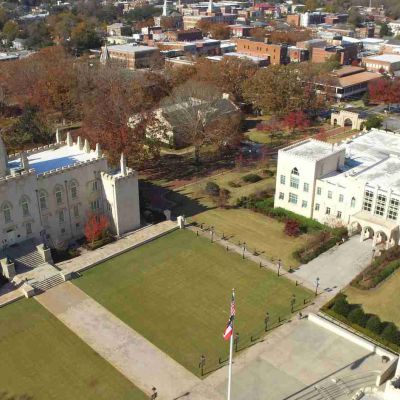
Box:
[189,226,371,293]
[36,283,220,400]
[58,220,177,275]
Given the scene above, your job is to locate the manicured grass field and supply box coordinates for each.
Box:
[345,269,400,327]
[75,229,312,376]
[0,299,146,400]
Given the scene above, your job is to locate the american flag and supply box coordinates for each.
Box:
[223,290,236,341]
[230,291,236,320]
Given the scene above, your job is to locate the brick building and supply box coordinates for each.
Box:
[235,38,288,65]
[311,44,358,65]
[362,54,400,74]
[165,29,203,41]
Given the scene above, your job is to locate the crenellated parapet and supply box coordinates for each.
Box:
[36,157,106,180]
[0,168,36,185]
[8,142,64,161]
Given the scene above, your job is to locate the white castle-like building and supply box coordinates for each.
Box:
[0,131,140,249]
[274,129,400,249]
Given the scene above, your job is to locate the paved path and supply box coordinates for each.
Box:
[293,236,372,293]
[36,283,213,400]
[0,282,24,307]
[59,221,177,275]
[189,226,371,294]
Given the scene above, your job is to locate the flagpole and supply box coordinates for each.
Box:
[227,288,235,400]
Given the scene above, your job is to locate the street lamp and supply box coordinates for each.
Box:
[242,241,246,259]
[290,294,296,313]
[210,226,214,243]
[315,277,320,296]
[277,259,281,276]
[264,312,270,332]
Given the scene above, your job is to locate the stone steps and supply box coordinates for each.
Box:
[31,273,65,293]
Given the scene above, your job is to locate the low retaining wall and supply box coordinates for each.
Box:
[72,225,179,274]
[309,313,399,387]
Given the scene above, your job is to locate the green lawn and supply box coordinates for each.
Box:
[75,229,312,376]
[0,299,147,400]
[189,208,310,267]
[166,167,309,267]
[345,269,400,327]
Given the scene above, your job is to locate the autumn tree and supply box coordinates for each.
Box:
[209,23,230,40]
[160,80,242,164]
[369,78,400,107]
[269,30,311,45]
[84,212,109,245]
[243,64,322,117]
[195,57,257,101]
[2,20,19,43]
[283,111,310,135]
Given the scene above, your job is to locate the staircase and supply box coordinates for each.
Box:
[30,273,65,293]
[14,250,47,270]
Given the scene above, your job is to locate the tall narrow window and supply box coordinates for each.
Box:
[39,191,47,210]
[374,194,386,216]
[3,204,11,223]
[70,182,78,200]
[363,191,374,212]
[21,200,29,217]
[388,198,399,221]
[55,189,63,205]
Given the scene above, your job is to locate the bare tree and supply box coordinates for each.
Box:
[160,80,241,163]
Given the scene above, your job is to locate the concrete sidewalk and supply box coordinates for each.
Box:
[36,283,211,400]
[59,221,177,275]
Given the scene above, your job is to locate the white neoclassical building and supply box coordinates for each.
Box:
[274,129,400,249]
[0,131,140,250]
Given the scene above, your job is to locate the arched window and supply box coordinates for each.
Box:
[69,180,78,200]
[39,190,48,210]
[290,167,299,189]
[351,197,356,208]
[54,185,63,205]
[2,202,12,223]
[20,196,30,217]
[291,167,299,176]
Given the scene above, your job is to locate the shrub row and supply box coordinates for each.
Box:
[236,196,348,263]
[325,294,400,350]
[293,228,348,264]
[351,245,400,290]
[373,259,400,286]
[237,196,326,233]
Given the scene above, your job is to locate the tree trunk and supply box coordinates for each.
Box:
[194,145,201,165]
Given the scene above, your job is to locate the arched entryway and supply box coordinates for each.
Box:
[344,118,353,129]
[373,231,387,248]
[360,226,374,242]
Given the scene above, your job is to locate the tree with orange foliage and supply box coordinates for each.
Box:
[283,111,310,135]
[269,30,311,45]
[369,78,400,107]
[84,212,109,246]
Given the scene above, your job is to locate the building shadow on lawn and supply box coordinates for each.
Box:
[140,180,212,219]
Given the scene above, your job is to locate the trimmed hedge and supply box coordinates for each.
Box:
[351,246,400,290]
[205,181,220,197]
[373,260,400,286]
[323,294,400,351]
[242,173,262,183]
